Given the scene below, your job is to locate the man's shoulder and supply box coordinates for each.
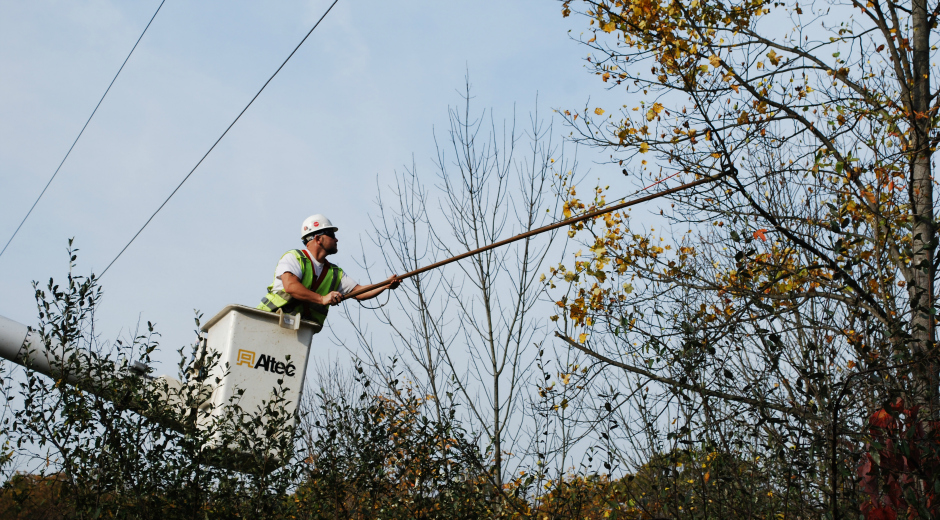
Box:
[275,250,304,270]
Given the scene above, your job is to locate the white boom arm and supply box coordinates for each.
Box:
[0,312,192,424]
[0,313,81,380]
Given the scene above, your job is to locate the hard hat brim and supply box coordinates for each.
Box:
[302,226,338,240]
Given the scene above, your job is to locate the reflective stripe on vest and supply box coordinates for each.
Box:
[256,249,344,325]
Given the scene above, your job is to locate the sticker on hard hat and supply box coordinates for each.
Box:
[313,222,320,227]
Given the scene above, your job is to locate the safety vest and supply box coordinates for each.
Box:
[257,249,343,326]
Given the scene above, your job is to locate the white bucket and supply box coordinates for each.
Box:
[197,304,318,466]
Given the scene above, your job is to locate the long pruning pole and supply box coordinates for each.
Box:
[341,172,726,301]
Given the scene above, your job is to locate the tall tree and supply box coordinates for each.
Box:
[549,0,940,515]
[343,81,574,486]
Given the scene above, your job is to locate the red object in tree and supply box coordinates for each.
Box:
[858,398,940,518]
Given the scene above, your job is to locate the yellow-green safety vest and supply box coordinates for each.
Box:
[257,249,343,325]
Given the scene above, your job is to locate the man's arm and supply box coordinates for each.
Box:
[281,273,342,306]
[351,275,401,301]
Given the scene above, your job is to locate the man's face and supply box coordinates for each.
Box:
[316,231,338,255]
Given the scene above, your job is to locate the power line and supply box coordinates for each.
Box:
[0,0,167,260]
[99,0,340,279]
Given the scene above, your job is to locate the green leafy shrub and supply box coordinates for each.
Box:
[296,367,505,519]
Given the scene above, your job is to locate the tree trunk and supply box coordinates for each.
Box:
[909,0,936,409]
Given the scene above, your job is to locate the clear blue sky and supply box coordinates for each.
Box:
[0,1,626,373]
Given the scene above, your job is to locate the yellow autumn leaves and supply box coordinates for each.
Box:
[646,102,664,121]
[767,49,781,66]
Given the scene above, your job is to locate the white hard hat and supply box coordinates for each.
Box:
[301,214,338,239]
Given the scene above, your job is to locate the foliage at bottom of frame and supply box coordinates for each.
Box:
[6,246,940,520]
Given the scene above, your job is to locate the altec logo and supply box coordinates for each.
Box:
[236,349,296,377]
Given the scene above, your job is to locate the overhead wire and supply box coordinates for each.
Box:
[0,0,167,261]
[99,0,340,278]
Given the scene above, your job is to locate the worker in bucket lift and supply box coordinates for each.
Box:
[257,214,400,325]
